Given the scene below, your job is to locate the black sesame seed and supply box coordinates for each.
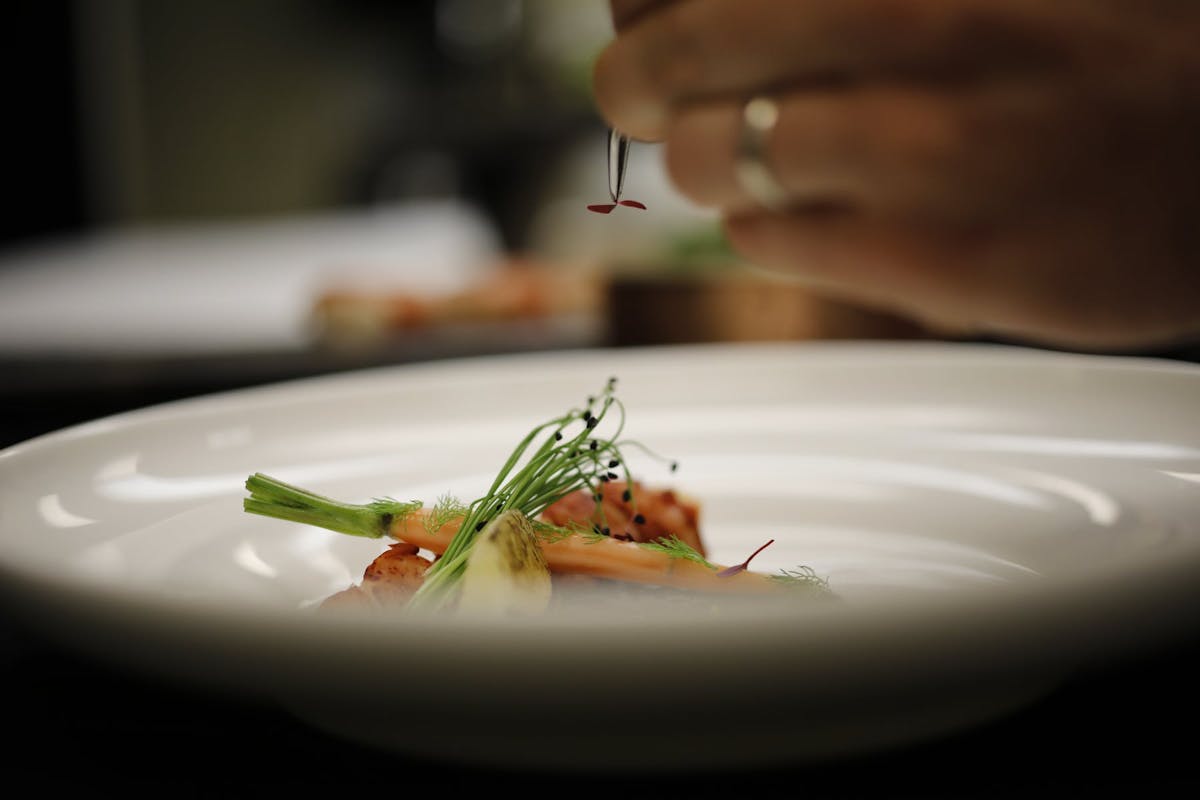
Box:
[589,441,598,450]
[622,489,632,502]
[670,461,679,472]
[602,527,611,536]
[475,521,486,532]
[554,432,563,441]
[586,418,598,429]
[607,471,618,480]
[608,459,620,468]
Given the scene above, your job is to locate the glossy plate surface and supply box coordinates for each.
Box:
[2,342,1199,769]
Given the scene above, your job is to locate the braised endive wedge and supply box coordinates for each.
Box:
[457,510,551,616]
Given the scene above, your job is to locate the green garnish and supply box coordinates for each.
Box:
[424,493,468,537]
[530,518,593,544]
[637,534,716,569]
[243,377,833,609]
[243,473,421,539]
[245,378,663,610]
[409,377,648,609]
[770,566,832,593]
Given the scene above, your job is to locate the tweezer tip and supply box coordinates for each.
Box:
[608,129,631,204]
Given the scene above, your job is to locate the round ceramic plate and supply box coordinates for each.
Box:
[2,341,1199,770]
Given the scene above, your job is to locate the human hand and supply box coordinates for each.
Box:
[594,0,1200,349]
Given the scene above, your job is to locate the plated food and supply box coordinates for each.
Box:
[244,377,828,615]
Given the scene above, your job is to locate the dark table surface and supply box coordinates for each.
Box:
[3,338,1199,796]
[3,619,1198,795]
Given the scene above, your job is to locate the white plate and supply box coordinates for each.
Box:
[2,341,1200,770]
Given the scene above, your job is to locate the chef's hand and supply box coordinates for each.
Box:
[594,0,1200,349]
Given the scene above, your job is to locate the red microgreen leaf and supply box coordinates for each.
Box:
[716,539,775,577]
[618,199,647,209]
[587,204,616,214]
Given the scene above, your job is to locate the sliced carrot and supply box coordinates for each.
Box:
[389,510,780,594]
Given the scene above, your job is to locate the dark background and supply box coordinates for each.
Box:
[7,3,87,245]
[2,2,1199,793]
[7,1,599,250]
[3,1,1197,452]
[2,0,614,448]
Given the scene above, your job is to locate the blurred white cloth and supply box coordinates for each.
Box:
[0,201,501,357]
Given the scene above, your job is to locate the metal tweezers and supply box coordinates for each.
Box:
[608,129,631,204]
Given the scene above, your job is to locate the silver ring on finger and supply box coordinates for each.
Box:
[735,96,790,212]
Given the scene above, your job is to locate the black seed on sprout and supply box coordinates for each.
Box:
[475,521,486,532]
[602,526,611,536]
[622,489,632,502]
[582,410,592,422]
[607,376,617,390]
[554,432,563,441]
[592,524,605,536]
[608,459,620,468]
[670,461,679,472]
[607,472,619,480]
[586,417,598,429]
[589,440,598,451]
[634,513,646,524]
[587,396,595,405]
[598,474,609,483]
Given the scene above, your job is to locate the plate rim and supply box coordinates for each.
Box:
[2,340,1199,655]
[4,338,1199,459]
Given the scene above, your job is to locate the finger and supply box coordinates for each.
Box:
[663,86,967,218]
[722,211,1178,348]
[609,0,675,31]
[594,0,1067,139]
[722,211,988,333]
[666,81,1086,223]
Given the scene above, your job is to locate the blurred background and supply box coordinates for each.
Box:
[1,0,1193,450]
[3,6,1200,790]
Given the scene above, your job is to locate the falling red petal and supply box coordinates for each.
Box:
[587,204,616,214]
[618,199,647,209]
